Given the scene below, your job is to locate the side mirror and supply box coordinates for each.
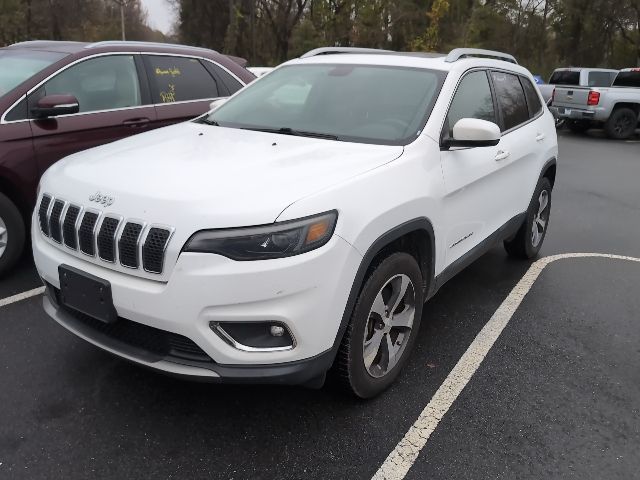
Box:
[443,118,501,149]
[31,94,80,119]
[209,97,228,112]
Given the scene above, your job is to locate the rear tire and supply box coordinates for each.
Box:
[0,192,25,277]
[566,119,591,134]
[604,108,638,140]
[333,252,424,398]
[504,177,552,260]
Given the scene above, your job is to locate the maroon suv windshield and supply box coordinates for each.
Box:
[0,50,67,98]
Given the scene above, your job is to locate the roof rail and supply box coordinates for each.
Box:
[85,41,217,54]
[445,48,517,64]
[300,47,395,58]
[8,40,85,48]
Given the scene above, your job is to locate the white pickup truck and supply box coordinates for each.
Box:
[552,68,640,139]
[538,67,618,104]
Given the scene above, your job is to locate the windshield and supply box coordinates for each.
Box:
[202,63,446,145]
[0,50,67,98]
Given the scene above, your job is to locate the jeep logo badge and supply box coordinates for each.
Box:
[89,192,115,207]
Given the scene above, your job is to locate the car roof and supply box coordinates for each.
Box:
[287,52,531,77]
[6,40,222,57]
[552,67,619,72]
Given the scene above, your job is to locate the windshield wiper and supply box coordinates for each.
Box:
[242,126,340,141]
[199,118,220,126]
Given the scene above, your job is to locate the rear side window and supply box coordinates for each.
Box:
[203,62,244,96]
[588,71,615,87]
[521,77,543,117]
[145,56,219,103]
[549,71,580,85]
[613,71,640,88]
[444,70,496,138]
[491,71,529,131]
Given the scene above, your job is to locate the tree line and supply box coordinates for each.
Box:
[0,0,166,46]
[172,0,640,76]
[1,0,639,77]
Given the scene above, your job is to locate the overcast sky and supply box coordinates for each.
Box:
[141,0,177,34]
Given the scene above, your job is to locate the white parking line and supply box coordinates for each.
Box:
[0,287,45,309]
[372,252,640,480]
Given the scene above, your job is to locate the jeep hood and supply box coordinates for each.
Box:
[42,122,404,229]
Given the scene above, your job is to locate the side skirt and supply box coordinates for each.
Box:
[428,212,526,300]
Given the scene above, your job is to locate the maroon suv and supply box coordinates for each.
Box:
[0,40,255,276]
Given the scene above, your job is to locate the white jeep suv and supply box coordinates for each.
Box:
[33,47,558,398]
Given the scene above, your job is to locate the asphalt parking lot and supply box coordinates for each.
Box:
[1,130,639,479]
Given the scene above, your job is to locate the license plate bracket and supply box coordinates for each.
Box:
[58,265,118,324]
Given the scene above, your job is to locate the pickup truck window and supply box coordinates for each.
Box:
[490,71,529,131]
[588,71,616,87]
[613,71,640,88]
[549,71,580,85]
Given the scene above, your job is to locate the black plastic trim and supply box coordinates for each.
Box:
[433,212,526,295]
[328,218,436,363]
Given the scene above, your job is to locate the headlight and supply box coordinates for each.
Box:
[183,211,338,260]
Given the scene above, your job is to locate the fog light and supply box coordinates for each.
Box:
[270,325,285,337]
[210,321,295,351]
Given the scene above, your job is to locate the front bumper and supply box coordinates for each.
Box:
[33,218,362,384]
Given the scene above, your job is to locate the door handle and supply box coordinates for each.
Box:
[536,133,546,142]
[495,150,510,161]
[123,117,151,128]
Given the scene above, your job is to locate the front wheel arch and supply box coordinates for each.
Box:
[329,219,436,359]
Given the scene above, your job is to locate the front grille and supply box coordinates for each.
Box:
[97,217,120,262]
[38,193,174,275]
[142,228,172,274]
[63,205,81,249]
[50,286,212,364]
[49,200,65,243]
[38,195,52,236]
[79,212,99,256]
[119,222,143,268]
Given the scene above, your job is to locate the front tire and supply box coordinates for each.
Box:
[604,108,638,140]
[0,192,26,277]
[333,252,424,398]
[504,177,552,259]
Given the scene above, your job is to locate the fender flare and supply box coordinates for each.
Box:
[328,217,436,358]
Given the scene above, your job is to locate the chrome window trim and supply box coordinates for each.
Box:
[140,224,175,274]
[438,66,544,144]
[1,51,246,125]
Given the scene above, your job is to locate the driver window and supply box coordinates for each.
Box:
[444,70,496,139]
[39,55,142,114]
